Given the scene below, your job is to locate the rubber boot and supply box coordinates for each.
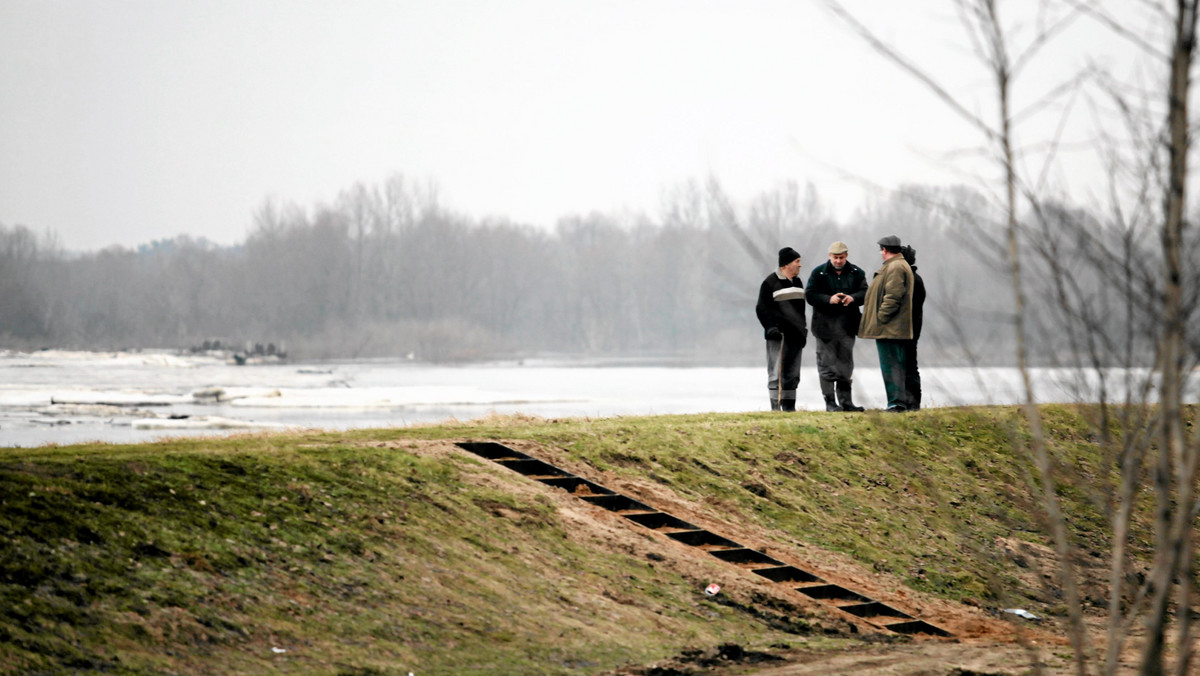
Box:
[837,381,864,412]
[770,397,781,411]
[781,399,796,412]
[820,380,839,412]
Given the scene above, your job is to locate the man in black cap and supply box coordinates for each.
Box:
[806,240,868,411]
[858,235,915,412]
[755,247,808,411]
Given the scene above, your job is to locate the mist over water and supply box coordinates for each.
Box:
[2,350,1192,449]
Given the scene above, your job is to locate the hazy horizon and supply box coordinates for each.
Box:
[1,0,1157,251]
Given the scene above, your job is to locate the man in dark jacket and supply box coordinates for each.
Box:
[755,247,807,411]
[805,241,868,411]
[901,244,926,410]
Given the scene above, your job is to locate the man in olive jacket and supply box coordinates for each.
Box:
[805,241,868,411]
[858,235,915,412]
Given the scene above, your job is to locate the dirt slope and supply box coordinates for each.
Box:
[398,437,1103,675]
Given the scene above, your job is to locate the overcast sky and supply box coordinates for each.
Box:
[0,1,1161,252]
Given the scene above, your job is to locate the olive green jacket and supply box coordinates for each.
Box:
[858,255,914,340]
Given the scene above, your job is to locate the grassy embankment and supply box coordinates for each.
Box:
[0,405,1170,674]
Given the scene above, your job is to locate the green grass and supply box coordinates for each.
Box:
[0,405,1178,674]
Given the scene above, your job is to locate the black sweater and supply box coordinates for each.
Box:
[755,272,808,344]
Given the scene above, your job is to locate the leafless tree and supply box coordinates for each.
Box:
[827,0,1200,673]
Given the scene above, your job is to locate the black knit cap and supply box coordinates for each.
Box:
[778,247,801,267]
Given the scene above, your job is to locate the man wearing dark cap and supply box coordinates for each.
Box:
[858,235,915,412]
[900,244,926,410]
[755,247,808,411]
[806,240,868,411]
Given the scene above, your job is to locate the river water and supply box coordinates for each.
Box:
[0,350,1193,448]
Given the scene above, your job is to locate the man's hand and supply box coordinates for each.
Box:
[829,293,845,305]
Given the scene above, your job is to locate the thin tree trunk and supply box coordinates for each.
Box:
[977,0,1091,669]
[1144,3,1197,675]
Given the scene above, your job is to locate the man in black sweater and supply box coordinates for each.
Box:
[755,247,808,411]
[805,241,869,411]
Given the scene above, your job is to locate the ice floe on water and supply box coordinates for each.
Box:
[0,350,590,447]
[49,391,194,407]
[1,349,217,369]
[226,386,561,408]
[133,416,289,431]
[0,349,1195,448]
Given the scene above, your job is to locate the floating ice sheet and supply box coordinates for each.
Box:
[49,391,193,407]
[134,416,290,430]
[228,386,568,409]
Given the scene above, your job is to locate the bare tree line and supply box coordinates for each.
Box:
[0,172,1121,364]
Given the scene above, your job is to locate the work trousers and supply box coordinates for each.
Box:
[814,325,856,385]
[904,340,921,410]
[766,336,802,408]
[876,339,912,410]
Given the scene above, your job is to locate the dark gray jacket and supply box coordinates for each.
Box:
[805,261,868,341]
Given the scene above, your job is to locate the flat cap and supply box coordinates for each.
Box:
[877,235,901,248]
[828,241,848,255]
